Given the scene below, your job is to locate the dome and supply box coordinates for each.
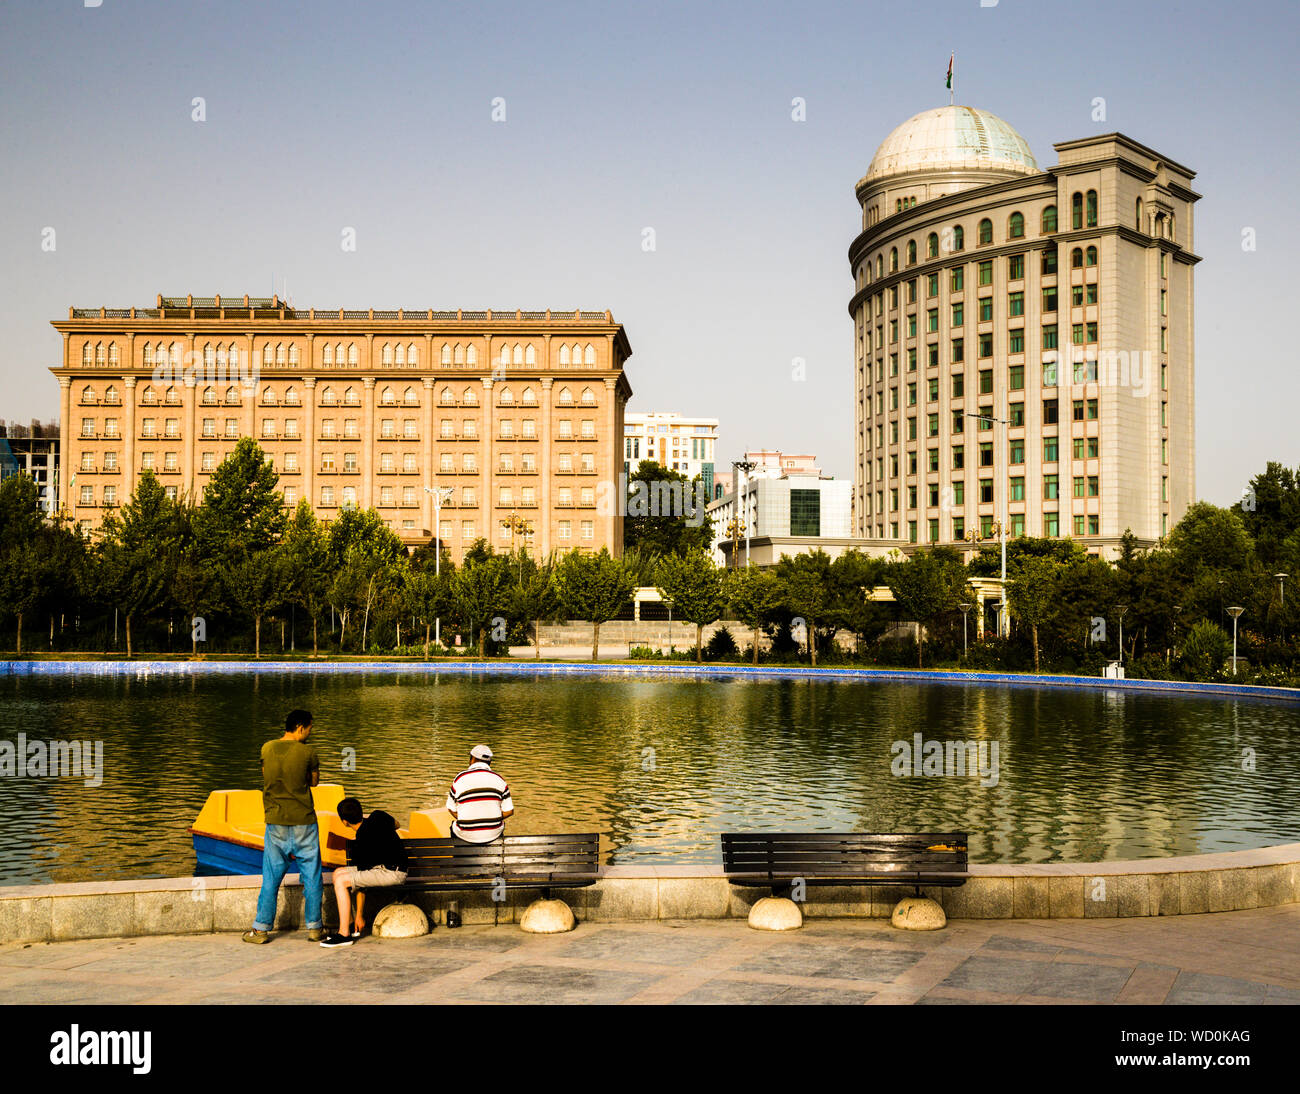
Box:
[863,106,1039,185]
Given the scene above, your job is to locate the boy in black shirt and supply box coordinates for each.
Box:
[321,797,409,948]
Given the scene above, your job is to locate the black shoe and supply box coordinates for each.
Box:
[319,933,355,948]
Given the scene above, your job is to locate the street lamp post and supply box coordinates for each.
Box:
[1116,604,1128,665]
[734,459,756,567]
[968,412,1009,637]
[1227,606,1245,675]
[425,484,454,648]
[1276,573,1289,606]
[958,601,972,659]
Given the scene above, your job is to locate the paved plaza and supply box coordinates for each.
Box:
[3,904,1299,1005]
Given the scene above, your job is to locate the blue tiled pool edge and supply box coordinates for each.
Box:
[2,658,1298,703]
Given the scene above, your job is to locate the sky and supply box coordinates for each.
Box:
[1,0,1296,507]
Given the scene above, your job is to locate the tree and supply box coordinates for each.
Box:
[725,565,782,665]
[828,549,891,654]
[403,566,452,657]
[1240,462,1300,567]
[193,438,286,562]
[511,556,560,659]
[284,500,331,655]
[655,550,725,662]
[623,461,712,556]
[775,551,833,665]
[885,548,971,668]
[554,547,636,660]
[326,508,404,650]
[95,472,179,656]
[453,550,512,657]
[225,547,290,658]
[1007,556,1059,672]
[1180,620,1230,679]
[968,535,1087,577]
[0,475,52,652]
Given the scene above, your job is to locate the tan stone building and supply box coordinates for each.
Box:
[51,296,633,562]
[850,106,1198,557]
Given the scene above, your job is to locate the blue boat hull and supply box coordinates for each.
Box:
[193,833,301,876]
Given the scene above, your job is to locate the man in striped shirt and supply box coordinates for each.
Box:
[445,745,513,844]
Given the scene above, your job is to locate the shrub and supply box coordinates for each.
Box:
[1179,620,1230,680]
[705,626,739,661]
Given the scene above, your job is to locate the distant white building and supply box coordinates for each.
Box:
[624,411,719,496]
[707,450,856,566]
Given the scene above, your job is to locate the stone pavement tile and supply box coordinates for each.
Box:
[0,937,152,970]
[70,938,275,979]
[670,978,873,1005]
[981,935,1061,955]
[446,963,656,1005]
[1165,971,1270,1005]
[1028,961,1133,1002]
[134,985,331,1006]
[552,927,730,967]
[423,927,527,954]
[257,948,466,995]
[1263,985,1300,1004]
[0,972,164,1005]
[938,955,1042,995]
[732,940,926,983]
[1114,963,1179,1004]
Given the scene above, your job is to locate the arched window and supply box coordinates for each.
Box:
[202,386,216,405]
[383,344,394,366]
[465,345,477,365]
[570,343,582,365]
[285,387,299,406]
[453,343,465,365]
[1169,214,1175,243]
[81,384,95,403]
[142,386,156,404]
[225,386,239,404]
[215,345,227,369]
[952,225,964,251]
[440,387,454,405]
[403,387,418,405]
[889,247,898,272]
[322,386,336,405]
[580,387,596,405]
[522,386,536,405]
[1085,246,1098,267]
[441,343,452,365]
[906,240,917,265]
[202,343,214,370]
[1008,211,1025,239]
[558,387,573,406]
[559,344,570,366]
[288,344,299,366]
[1041,205,1057,233]
[95,343,106,367]
[524,344,536,365]
[395,344,406,367]
[926,233,939,259]
[263,387,276,404]
[323,344,334,366]
[513,343,523,365]
[500,388,514,405]
[1072,192,1083,230]
[108,343,119,367]
[1071,247,1084,269]
[81,344,93,366]
[407,343,418,366]
[876,255,883,278]
[142,344,153,368]
[463,387,478,406]
[273,344,285,367]
[381,387,395,406]
[1135,198,1143,231]
[104,385,119,404]
[978,218,993,245]
[344,386,359,406]
[166,386,179,405]
[584,344,596,365]
[347,344,358,367]
[1086,190,1098,228]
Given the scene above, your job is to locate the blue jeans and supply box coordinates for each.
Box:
[253,823,322,931]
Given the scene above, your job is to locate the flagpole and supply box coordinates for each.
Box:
[950,52,955,106]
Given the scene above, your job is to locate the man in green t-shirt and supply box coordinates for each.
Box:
[243,709,324,943]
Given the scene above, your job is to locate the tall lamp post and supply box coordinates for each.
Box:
[958,601,972,660]
[499,511,534,582]
[733,459,756,567]
[1276,573,1289,607]
[968,411,1009,637]
[1116,604,1128,665]
[1227,606,1245,675]
[425,484,454,647]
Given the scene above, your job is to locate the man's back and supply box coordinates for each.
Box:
[261,738,319,826]
[445,761,512,843]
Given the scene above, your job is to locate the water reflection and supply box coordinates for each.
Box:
[0,672,1297,883]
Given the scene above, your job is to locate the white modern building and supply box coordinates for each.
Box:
[623,411,719,494]
[707,450,854,567]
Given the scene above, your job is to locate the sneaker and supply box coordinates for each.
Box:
[319,933,354,948]
[305,928,326,942]
[242,930,270,945]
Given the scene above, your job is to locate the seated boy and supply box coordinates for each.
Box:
[321,797,409,948]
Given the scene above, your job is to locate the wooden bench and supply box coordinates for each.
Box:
[349,833,602,901]
[721,832,969,897]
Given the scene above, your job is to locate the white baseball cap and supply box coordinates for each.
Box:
[470,744,494,761]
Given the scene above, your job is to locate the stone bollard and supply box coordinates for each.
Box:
[520,897,576,934]
[372,902,431,938]
[890,896,946,930]
[747,895,803,931]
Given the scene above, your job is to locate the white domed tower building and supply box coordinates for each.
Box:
[850,106,1198,564]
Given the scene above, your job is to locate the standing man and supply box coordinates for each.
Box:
[445,744,513,844]
[243,709,324,944]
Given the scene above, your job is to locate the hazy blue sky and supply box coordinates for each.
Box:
[1,0,1296,506]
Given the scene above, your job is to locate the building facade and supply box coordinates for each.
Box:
[707,449,853,566]
[623,411,719,496]
[850,107,1198,557]
[51,296,633,561]
[0,421,60,514]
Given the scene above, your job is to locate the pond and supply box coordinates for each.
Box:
[1,667,1297,883]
